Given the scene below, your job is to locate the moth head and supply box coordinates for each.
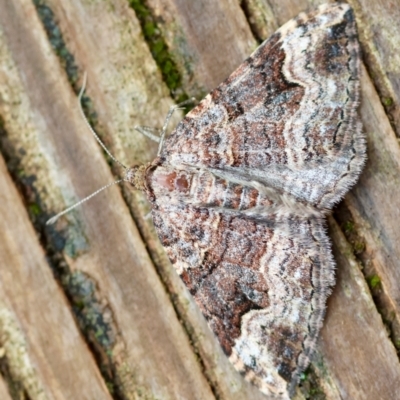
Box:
[124,164,149,191]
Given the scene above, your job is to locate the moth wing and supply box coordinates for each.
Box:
[161,3,365,209]
[152,202,335,397]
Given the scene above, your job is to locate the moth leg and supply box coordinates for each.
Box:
[158,98,196,155]
[134,126,161,143]
[144,210,153,220]
[135,98,196,150]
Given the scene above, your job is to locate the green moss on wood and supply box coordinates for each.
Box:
[32,0,99,129]
[343,220,355,234]
[33,0,79,88]
[67,271,115,349]
[62,270,157,399]
[339,220,365,255]
[382,97,393,107]
[0,307,47,400]
[0,116,61,240]
[240,0,278,42]
[128,0,188,104]
[299,366,326,400]
[368,274,382,289]
[353,240,365,255]
[28,203,41,217]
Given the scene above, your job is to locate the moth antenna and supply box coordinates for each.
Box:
[47,73,130,225]
[78,72,127,170]
[46,179,124,225]
[134,126,160,143]
[158,97,196,155]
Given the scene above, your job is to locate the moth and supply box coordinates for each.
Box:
[50,3,365,398]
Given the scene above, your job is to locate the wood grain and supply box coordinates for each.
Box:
[317,217,400,400]
[0,0,399,399]
[0,153,112,399]
[346,0,400,137]
[0,374,12,400]
[240,0,278,40]
[344,64,400,346]
[143,0,256,96]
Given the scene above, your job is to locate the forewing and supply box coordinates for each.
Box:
[161,3,365,209]
[152,202,335,398]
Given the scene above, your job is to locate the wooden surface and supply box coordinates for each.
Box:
[0,0,399,399]
[0,155,112,400]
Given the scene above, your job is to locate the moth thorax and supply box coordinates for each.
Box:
[125,164,149,191]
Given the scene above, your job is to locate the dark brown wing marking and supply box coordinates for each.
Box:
[160,3,365,210]
[151,202,334,397]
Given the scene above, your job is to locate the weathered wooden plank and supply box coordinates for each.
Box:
[0,0,214,398]
[141,0,256,96]
[0,154,112,399]
[343,64,400,347]
[346,0,400,137]
[0,372,12,400]
[240,0,278,40]
[315,217,400,400]
[257,0,308,28]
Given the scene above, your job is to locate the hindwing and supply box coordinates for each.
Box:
[152,202,334,397]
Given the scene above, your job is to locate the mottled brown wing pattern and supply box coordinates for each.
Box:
[160,3,365,210]
[139,2,366,399]
[151,202,334,398]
